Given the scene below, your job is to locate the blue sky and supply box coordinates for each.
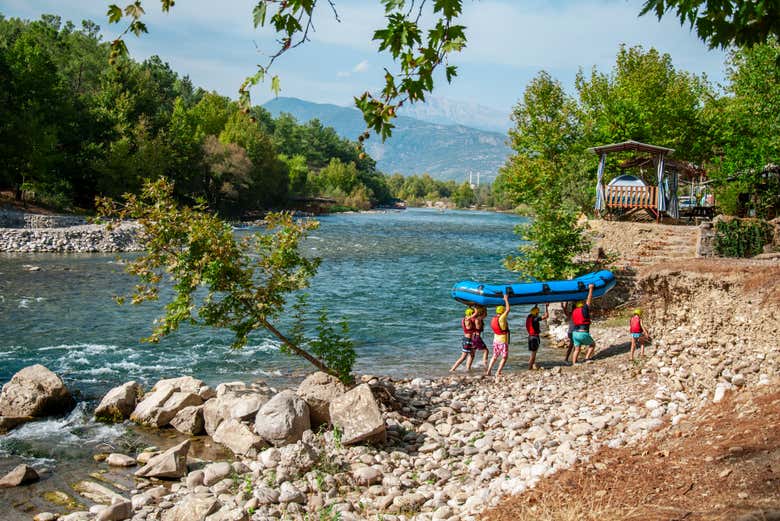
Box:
[1,0,729,115]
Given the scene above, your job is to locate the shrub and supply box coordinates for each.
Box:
[714,217,772,257]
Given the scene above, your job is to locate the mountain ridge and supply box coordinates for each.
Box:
[262,97,511,182]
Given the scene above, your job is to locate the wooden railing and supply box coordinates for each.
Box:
[605,185,657,209]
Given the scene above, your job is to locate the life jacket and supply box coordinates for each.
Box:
[491,315,508,335]
[572,306,590,328]
[526,315,540,336]
[462,317,475,336]
[630,315,642,333]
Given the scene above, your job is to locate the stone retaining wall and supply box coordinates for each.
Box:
[0,210,87,229]
[0,223,142,253]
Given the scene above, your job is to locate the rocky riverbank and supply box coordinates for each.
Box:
[1,217,778,520]
[0,223,142,253]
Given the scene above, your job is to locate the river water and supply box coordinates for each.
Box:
[0,208,553,513]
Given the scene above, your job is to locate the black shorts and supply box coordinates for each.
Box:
[528,335,540,352]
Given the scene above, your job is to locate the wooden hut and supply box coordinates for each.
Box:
[590,140,708,222]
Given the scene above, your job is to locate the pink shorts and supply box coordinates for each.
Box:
[493,341,508,359]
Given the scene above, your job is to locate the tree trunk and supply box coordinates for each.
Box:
[260,317,339,378]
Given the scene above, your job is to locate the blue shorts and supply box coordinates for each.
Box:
[461,336,474,353]
[631,333,643,339]
[572,331,594,347]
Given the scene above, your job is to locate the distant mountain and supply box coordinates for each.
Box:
[397,96,512,134]
[262,97,511,182]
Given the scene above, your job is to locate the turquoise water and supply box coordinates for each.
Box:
[0,208,568,494]
[0,208,543,401]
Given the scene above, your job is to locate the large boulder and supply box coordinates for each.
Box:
[130,384,174,425]
[213,419,267,458]
[0,364,75,417]
[152,392,203,428]
[329,384,386,445]
[94,381,143,423]
[297,372,347,427]
[153,376,204,394]
[130,378,203,428]
[0,416,34,434]
[254,390,310,447]
[170,405,204,435]
[202,388,273,436]
[0,464,39,487]
[134,440,190,479]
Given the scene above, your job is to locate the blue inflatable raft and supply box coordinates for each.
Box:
[451,270,616,306]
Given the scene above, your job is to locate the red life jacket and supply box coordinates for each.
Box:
[462,317,475,335]
[572,306,590,327]
[526,315,540,336]
[491,315,508,335]
[630,315,642,333]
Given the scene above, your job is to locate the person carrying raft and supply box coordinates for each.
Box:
[525,303,549,370]
[468,305,489,369]
[629,308,650,360]
[485,294,511,380]
[450,307,476,372]
[571,284,597,365]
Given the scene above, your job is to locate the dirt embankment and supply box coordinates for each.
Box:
[483,222,780,521]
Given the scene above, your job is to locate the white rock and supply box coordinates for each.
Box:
[106,454,136,467]
[329,384,386,445]
[203,462,232,487]
[254,390,310,447]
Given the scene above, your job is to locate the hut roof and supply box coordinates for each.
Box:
[588,140,675,156]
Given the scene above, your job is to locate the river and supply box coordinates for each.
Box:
[0,208,556,514]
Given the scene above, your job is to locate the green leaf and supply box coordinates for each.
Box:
[124,1,146,19]
[107,4,123,23]
[445,64,458,83]
[130,20,148,36]
[433,0,463,19]
[271,75,281,96]
[252,2,267,28]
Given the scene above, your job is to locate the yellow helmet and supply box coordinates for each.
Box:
[464,308,475,317]
[530,306,539,316]
[496,305,505,314]
[633,308,642,315]
[575,301,584,308]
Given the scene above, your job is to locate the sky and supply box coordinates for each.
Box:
[1,0,729,115]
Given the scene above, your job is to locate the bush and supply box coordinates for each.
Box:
[504,202,592,281]
[714,217,772,257]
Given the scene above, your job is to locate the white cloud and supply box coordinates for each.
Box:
[352,59,369,73]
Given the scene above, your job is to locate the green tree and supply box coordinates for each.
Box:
[279,154,310,196]
[200,135,253,214]
[220,111,289,209]
[97,178,356,382]
[576,45,712,161]
[495,71,585,210]
[0,23,65,200]
[505,202,592,281]
[706,40,780,217]
[106,0,466,139]
[640,0,780,49]
[452,181,475,208]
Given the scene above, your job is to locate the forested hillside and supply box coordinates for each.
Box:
[0,15,400,215]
